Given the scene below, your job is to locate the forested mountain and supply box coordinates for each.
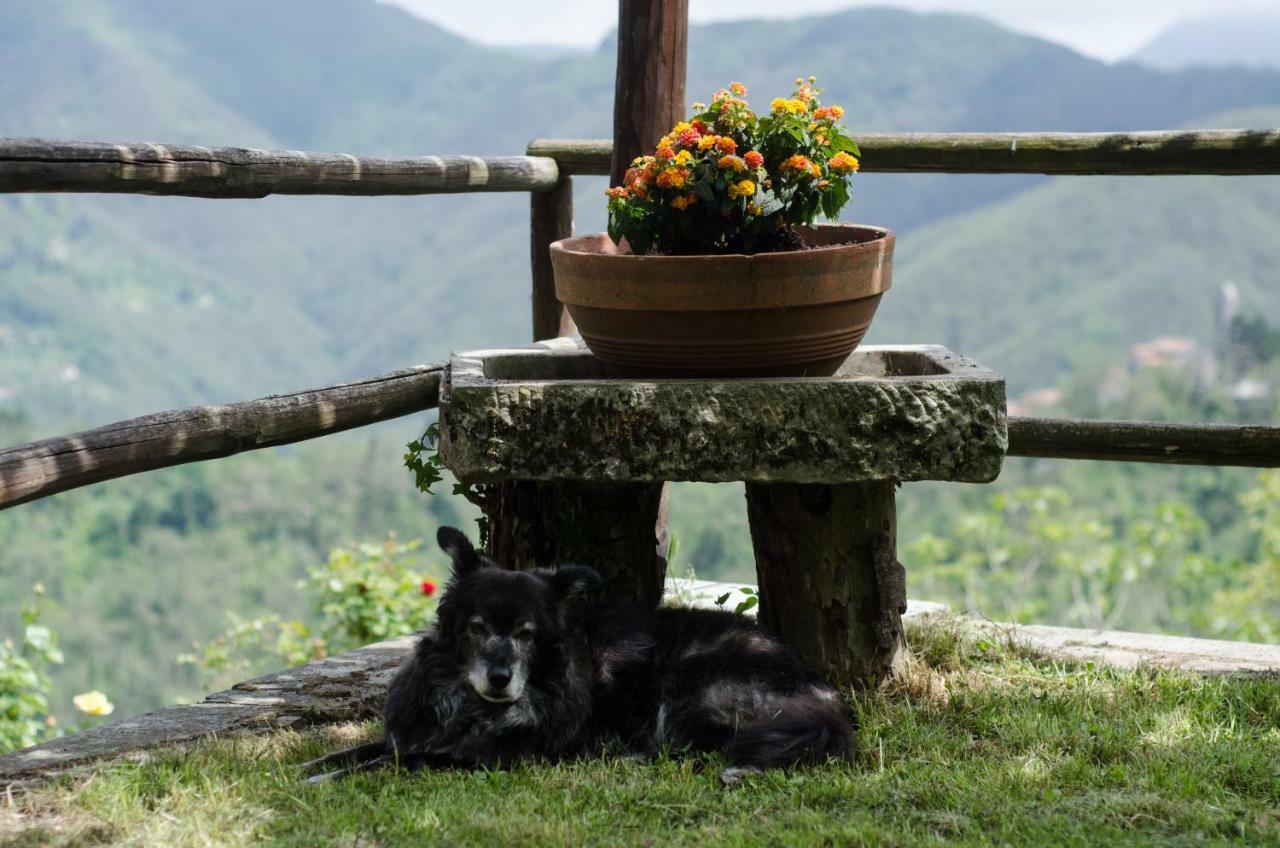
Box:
[3,0,1279,429]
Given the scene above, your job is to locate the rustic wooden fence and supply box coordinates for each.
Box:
[1,127,1279,510]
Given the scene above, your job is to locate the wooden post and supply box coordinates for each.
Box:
[745,481,908,689]
[482,480,666,608]
[610,0,689,185]
[530,175,575,341]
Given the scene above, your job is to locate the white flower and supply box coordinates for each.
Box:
[73,690,115,717]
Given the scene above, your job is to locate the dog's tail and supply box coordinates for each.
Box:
[723,690,854,770]
[298,738,392,782]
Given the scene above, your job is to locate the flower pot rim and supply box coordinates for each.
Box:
[551,222,893,262]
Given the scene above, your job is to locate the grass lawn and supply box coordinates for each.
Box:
[2,618,1277,847]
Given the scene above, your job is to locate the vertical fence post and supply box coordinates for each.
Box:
[530,174,575,341]
[610,0,689,185]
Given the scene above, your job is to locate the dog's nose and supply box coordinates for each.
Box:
[487,668,512,689]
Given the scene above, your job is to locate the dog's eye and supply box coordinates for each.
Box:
[468,619,487,636]
[514,626,536,642]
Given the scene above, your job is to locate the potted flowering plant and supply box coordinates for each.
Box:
[551,77,894,377]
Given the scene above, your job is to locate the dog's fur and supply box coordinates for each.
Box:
[304,527,853,781]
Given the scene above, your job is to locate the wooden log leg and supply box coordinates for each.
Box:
[744,481,907,689]
[483,480,667,608]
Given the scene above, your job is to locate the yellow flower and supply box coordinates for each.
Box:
[74,690,114,717]
[770,98,807,116]
[697,135,719,151]
[673,150,694,166]
[748,202,763,216]
[729,179,756,199]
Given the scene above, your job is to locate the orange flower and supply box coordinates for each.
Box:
[656,145,675,160]
[743,150,764,169]
[655,168,691,190]
[691,119,709,134]
[718,154,746,172]
[677,128,700,148]
[606,186,629,200]
[814,105,845,121]
[670,192,698,211]
[716,136,737,153]
[729,81,747,96]
[781,154,816,176]
[828,151,860,173]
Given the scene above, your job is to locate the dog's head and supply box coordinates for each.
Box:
[433,526,601,704]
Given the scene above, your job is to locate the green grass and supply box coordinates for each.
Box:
[3,619,1278,847]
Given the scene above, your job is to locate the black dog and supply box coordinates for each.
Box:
[304,527,853,783]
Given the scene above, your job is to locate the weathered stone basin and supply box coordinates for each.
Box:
[439,336,1007,485]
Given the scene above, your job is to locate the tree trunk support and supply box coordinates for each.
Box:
[482,480,667,608]
[745,481,907,688]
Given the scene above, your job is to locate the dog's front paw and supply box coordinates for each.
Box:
[719,765,762,786]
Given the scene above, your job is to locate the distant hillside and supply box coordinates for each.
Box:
[1133,12,1280,71]
[872,109,1280,393]
[3,0,1280,431]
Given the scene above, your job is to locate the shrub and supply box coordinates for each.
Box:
[0,586,63,751]
[181,535,444,691]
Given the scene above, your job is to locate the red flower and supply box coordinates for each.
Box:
[421,580,437,597]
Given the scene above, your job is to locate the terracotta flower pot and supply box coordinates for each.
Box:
[551,224,893,378]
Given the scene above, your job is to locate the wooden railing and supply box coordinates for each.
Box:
[1,129,1279,510]
[528,130,1280,176]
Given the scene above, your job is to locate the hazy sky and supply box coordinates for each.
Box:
[384,0,1274,61]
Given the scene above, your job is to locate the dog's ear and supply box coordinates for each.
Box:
[548,565,603,600]
[437,526,483,577]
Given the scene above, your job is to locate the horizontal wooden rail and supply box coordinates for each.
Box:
[0,365,442,510]
[1007,417,1280,467]
[529,129,1280,176]
[0,139,560,197]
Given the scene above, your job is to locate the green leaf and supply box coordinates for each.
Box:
[734,596,759,614]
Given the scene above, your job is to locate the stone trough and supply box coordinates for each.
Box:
[439,337,1008,686]
[441,337,1006,485]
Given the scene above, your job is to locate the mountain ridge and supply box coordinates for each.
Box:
[2,0,1279,432]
